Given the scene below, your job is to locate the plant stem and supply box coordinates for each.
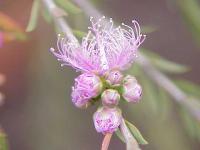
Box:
[42,0,78,44]
[101,133,113,150]
[120,119,141,150]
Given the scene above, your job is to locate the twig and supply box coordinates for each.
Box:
[120,119,141,150]
[137,54,200,121]
[42,0,78,43]
[101,133,113,150]
[72,0,200,121]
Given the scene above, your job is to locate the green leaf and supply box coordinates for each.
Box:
[153,59,189,74]
[125,120,148,145]
[179,107,200,140]
[174,79,200,98]
[177,0,200,46]
[115,129,126,143]
[42,8,52,24]
[0,130,8,150]
[141,49,189,74]
[55,0,81,14]
[26,0,40,32]
[72,30,86,38]
[179,107,196,138]
[140,73,160,114]
[141,25,157,34]
[157,88,172,119]
[128,63,141,76]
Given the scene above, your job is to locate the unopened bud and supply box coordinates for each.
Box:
[105,70,123,85]
[71,73,103,108]
[122,75,142,103]
[102,89,120,107]
[93,107,122,134]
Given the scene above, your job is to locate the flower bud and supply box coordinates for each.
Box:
[105,70,123,85]
[102,89,120,107]
[71,73,103,108]
[93,107,122,134]
[123,75,137,84]
[122,75,142,103]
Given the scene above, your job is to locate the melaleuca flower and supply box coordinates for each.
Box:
[122,75,142,103]
[102,89,120,107]
[50,16,146,145]
[93,107,122,134]
[105,70,123,85]
[71,73,103,108]
[50,16,146,74]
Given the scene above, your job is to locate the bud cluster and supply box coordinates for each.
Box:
[71,70,142,134]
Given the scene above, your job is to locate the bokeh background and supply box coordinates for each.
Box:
[0,0,200,150]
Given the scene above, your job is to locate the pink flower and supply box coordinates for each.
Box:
[71,73,102,108]
[50,17,146,74]
[93,107,122,134]
[122,75,142,103]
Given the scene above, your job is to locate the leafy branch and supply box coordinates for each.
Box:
[26,0,200,147]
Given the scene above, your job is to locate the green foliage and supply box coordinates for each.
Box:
[115,121,148,145]
[179,107,200,140]
[125,120,148,145]
[55,0,81,14]
[140,73,160,114]
[115,129,125,143]
[175,79,200,98]
[26,0,40,32]
[129,63,172,117]
[0,130,8,150]
[141,49,189,74]
[173,79,200,140]
[72,30,86,38]
[130,49,200,143]
[177,0,200,45]
[157,87,172,118]
[141,25,157,34]
[42,8,52,24]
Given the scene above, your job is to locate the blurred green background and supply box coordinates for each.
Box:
[0,0,200,150]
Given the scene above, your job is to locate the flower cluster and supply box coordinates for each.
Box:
[50,17,145,134]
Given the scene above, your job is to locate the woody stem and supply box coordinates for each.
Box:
[101,133,113,150]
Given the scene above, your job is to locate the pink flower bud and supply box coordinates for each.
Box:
[71,73,103,108]
[123,75,137,84]
[122,75,142,103]
[102,89,120,107]
[105,70,123,85]
[93,107,122,134]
